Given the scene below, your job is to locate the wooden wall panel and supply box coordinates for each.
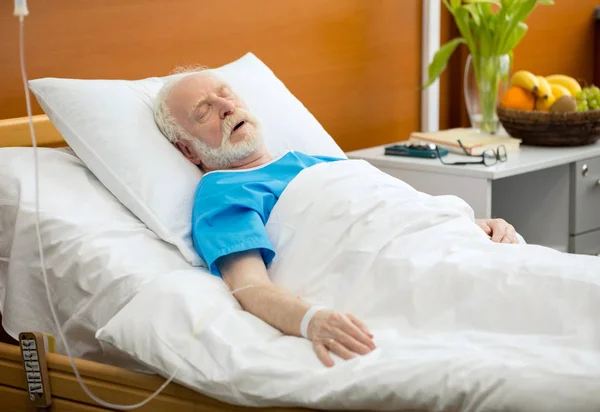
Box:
[439,1,599,130]
[0,0,422,152]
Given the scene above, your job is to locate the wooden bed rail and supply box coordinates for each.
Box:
[0,115,65,148]
[0,341,314,411]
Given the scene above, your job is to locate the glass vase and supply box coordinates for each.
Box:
[464,54,510,134]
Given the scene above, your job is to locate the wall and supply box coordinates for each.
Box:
[1,2,598,149]
[439,0,600,130]
[0,0,422,152]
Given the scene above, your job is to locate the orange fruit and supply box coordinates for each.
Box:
[501,86,536,111]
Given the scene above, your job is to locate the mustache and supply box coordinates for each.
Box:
[221,109,254,143]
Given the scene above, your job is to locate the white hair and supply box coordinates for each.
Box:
[153,66,208,144]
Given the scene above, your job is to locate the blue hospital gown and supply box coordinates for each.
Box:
[192,151,343,277]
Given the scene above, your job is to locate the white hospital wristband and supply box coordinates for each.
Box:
[300,306,328,339]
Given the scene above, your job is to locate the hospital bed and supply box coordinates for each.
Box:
[4,109,600,412]
[0,115,307,412]
[3,112,600,412]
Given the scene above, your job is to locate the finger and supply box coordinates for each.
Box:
[497,224,516,244]
[334,314,376,350]
[505,226,518,243]
[326,338,357,361]
[481,222,492,235]
[490,221,506,243]
[346,313,374,338]
[332,327,373,355]
[313,343,334,367]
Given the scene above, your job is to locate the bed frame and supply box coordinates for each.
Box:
[0,116,310,412]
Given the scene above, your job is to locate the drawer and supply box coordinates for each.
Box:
[570,156,600,235]
[569,229,600,255]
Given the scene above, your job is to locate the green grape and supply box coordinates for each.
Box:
[576,90,585,100]
[590,86,600,95]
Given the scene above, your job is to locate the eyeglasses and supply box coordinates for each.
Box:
[435,140,507,167]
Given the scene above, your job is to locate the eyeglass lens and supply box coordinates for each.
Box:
[497,145,507,162]
[483,150,497,166]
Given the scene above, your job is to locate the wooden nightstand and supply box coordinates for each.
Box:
[347,142,600,255]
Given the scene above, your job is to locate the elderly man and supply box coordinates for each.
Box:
[153,71,518,367]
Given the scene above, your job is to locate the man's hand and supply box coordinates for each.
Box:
[307,310,376,367]
[220,250,376,368]
[476,218,518,244]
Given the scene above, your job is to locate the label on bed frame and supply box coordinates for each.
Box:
[19,332,52,408]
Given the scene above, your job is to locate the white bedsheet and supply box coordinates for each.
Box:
[0,148,194,369]
[99,159,600,411]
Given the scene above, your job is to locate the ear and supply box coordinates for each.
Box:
[175,139,202,165]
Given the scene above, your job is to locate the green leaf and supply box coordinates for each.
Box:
[501,0,518,8]
[422,37,466,89]
[454,7,476,53]
[478,19,494,56]
[500,21,528,54]
[475,2,497,56]
[478,2,493,17]
[463,0,501,5]
[537,0,554,5]
[496,0,537,53]
[463,4,481,26]
[451,0,461,9]
[442,0,453,13]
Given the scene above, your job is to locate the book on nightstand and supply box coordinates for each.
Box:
[408,128,521,156]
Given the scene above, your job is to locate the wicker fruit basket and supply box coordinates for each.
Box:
[497,105,600,146]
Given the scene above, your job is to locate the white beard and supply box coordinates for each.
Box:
[191,109,263,170]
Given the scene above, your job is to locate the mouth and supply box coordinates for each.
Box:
[232,121,245,133]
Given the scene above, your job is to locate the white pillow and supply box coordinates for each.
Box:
[0,147,196,369]
[29,53,345,265]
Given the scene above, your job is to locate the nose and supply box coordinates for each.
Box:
[217,97,235,120]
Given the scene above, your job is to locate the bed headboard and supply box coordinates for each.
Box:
[0,0,423,151]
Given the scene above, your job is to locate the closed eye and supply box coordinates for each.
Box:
[195,104,210,122]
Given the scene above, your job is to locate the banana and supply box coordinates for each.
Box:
[510,70,539,94]
[535,94,556,112]
[546,74,582,96]
[550,84,571,99]
[535,76,552,100]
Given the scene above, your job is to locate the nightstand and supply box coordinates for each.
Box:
[347,142,600,254]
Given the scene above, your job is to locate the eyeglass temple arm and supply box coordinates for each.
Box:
[457,140,471,156]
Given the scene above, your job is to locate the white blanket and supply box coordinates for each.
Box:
[99,160,600,411]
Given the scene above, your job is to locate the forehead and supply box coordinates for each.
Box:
[167,74,227,109]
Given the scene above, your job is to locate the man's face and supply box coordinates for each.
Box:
[166,73,262,169]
